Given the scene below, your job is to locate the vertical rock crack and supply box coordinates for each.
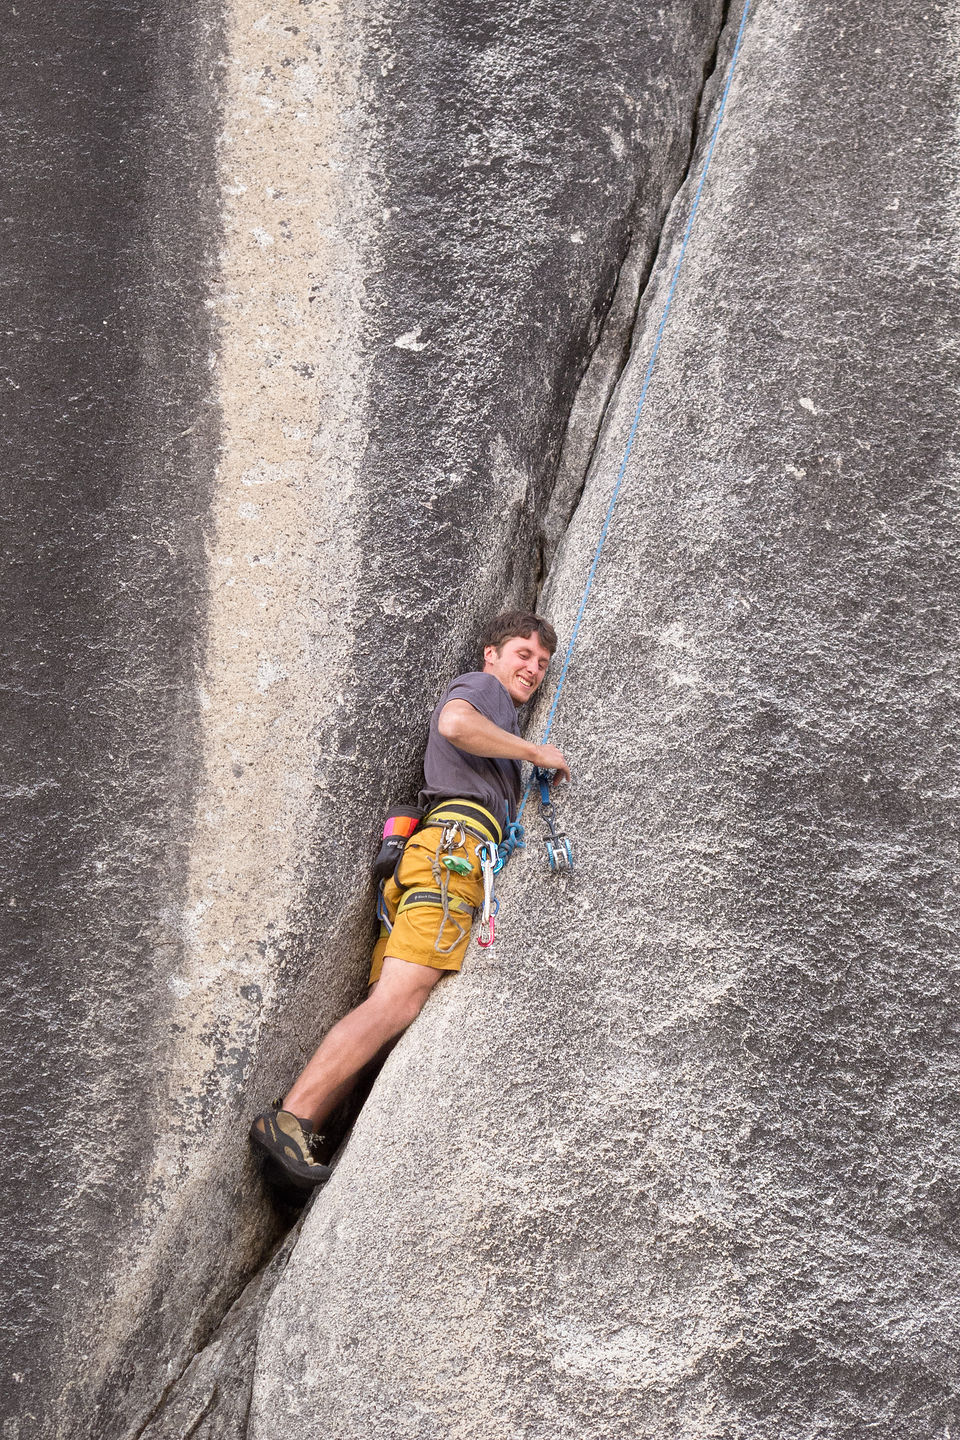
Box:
[538,0,735,581]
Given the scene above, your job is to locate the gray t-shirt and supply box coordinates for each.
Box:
[418,671,522,831]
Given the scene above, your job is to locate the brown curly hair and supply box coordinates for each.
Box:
[481,610,558,656]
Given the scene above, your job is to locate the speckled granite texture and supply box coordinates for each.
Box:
[246,0,960,1436]
[1,0,724,1435]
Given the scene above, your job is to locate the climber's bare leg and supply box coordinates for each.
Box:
[283,956,445,1130]
[299,1026,400,1131]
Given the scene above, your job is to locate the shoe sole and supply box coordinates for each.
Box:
[250,1129,332,1194]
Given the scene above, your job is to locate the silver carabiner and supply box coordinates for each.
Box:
[476,842,498,947]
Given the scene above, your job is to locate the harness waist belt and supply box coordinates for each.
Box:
[422,798,503,847]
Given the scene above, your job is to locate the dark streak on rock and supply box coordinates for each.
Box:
[0,0,224,1434]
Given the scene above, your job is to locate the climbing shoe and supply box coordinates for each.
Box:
[249,1104,332,1194]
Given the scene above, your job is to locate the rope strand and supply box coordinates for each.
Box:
[518,0,753,824]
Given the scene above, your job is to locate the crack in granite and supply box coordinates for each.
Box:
[539,0,736,579]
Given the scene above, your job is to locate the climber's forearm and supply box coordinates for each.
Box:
[438,701,537,761]
[437,701,572,783]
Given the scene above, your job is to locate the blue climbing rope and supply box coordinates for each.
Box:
[517,0,753,827]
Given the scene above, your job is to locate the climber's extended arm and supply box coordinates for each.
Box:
[438,700,571,785]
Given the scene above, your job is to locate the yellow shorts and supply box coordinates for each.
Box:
[368,816,492,984]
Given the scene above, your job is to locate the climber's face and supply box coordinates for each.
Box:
[482,632,552,706]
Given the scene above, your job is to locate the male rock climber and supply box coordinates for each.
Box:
[249,610,571,1193]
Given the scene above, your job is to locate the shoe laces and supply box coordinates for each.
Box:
[306,1129,328,1164]
[271,1099,327,1165]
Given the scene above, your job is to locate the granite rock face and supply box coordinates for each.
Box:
[247,1,960,1437]
[1,0,724,1435]
[2,2,224,1434]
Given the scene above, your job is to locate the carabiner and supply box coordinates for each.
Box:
[476,842,498,947]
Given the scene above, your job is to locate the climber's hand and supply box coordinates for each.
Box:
[532,744,571,786]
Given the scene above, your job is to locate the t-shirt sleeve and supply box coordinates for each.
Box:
[441,672,510,727]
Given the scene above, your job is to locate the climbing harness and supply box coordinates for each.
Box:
[373,798,501,948]
[408,800,503,954]
[516,0,754,831]
[373,785,567,951]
